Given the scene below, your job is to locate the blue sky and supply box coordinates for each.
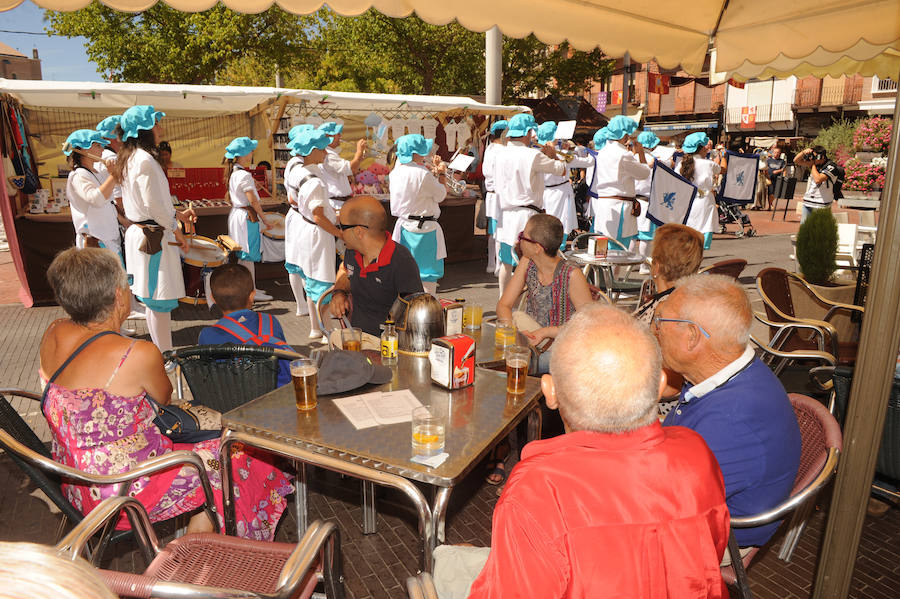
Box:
[1,1,103,81]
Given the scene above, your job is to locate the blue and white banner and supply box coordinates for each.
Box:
[719,150,759,205]
[647,161,697,226]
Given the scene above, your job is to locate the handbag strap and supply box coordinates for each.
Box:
[41,330,119,411]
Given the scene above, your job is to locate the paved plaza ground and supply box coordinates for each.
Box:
[0,197,896,598]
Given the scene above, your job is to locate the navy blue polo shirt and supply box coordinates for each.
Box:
[663,354,801,547]
[343,237,423,337]
[199,309,293,387]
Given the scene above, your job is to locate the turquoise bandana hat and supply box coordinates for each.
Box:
[225,137,258,160]
[396,134,434,164]
[606,115,639,141]
[62,129,110,156]
[95,115,122,140]
[288,124,315,141]
[490,120,508,135]
[536,121,557,145]
[318,121,344,139]
[683,132,711,154]
[120,105,165,141]
[289,129,331,157]
[637,131,661,149]
[506,113,537,138]
[592,127,610,148]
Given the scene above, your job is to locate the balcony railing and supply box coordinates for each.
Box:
[795,83,862,107]
[725,103,793,125]
[872,77,899,93]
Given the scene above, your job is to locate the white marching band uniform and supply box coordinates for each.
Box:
[227,164,262,262]
[321,146,354,212]
[482,140,503,230]
[389,162,447,282]
[283,155,305,271]
[542,153,593,238]
[685,156,721,237]
[494,141,565,252]
[634,145,676,239]
[291,163,336,291]
[588,140,651,246]
[67,166,120,259]
[121,148,185,304]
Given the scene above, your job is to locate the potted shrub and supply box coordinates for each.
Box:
[853,116,893,153]
[796,208,838,285]
[844,158,886,199]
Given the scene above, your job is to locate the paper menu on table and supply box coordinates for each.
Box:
[333,390,423,430]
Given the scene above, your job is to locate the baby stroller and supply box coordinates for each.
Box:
[717,197,756,238]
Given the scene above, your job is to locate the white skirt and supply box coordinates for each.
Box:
[124,225,185,300]
[296,217,336,283]
[686,191,717,234]
[543,184,577,234]
[392,218,447,260]
[590,197,638,240]
[484,191,500,221]
[496,206,536,247]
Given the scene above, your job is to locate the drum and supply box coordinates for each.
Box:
[261,212,286,262]
[180,235,227,305]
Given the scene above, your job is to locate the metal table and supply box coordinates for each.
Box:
[220,355,542,572]
[564,249,645,303]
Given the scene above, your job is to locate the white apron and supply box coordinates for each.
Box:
[591,197,637,240]
[294,164,336,282]
[120,149,184,301]
[389,162,447,259]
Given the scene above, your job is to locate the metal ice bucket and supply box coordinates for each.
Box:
[389,292,446,356]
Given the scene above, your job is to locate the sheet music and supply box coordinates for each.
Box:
[554,120,577,140]
[333,390,423,429]
[447,153,475,172]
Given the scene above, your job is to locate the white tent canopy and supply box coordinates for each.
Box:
[0,78,525,116]
[1,0,897,79]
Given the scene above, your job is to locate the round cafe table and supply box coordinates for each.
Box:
[564,249,646,305]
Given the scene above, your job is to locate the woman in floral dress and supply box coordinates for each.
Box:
[38,247,292,539]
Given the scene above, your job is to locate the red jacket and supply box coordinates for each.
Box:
[468,422,729,598]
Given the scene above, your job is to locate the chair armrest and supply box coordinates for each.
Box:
[0,388,41,402]
[0,433,219,534]
[754,312,829,353]
[406,572,439,599]
[731,448,840,528]
[56,496,161,560]
[277,519,342,597]
[750,335,837,367]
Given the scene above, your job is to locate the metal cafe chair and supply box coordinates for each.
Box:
[722,393,842,599]
[164,345,302,411]
[57,496,345,599]
[569,233,648,306]
[0,388,219,565]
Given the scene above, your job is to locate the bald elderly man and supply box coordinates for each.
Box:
[330,195,423,336]
[435,304,730,598]
[655,274,801,556]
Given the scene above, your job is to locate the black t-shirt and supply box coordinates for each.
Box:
[344,239,424,336]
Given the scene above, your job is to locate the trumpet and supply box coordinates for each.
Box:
[431,153,468,195]
[556,149,577,163]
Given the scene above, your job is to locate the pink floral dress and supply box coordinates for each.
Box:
[41,340,293,541]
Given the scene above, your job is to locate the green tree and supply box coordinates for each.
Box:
[45,3,313,84]
[503,36,613,100]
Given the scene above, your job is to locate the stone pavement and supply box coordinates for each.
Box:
[1,198,896,598]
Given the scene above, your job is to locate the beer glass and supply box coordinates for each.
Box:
[494,319,516,348]
[463,304,483,330]
[411,406,445,458]
[290,358,318,411]
[505,345,530,395]
[341,327,362,352]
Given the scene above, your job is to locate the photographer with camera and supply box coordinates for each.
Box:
[794,145,841,223]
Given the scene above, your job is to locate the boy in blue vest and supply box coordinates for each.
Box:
[199,263,294,386]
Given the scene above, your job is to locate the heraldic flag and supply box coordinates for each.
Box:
[719,150,759,204]
[647,161,698,226]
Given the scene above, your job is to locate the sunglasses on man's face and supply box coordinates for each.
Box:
[337,222,370,231]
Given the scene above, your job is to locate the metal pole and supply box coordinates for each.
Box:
[812,73,900,599]
[622,52,631,115]
[485,26,502,105]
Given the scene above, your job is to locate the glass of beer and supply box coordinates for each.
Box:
[505,345,530,395]
[463,304,483,330]
[341,327,362,351]
[494,319,516,348]
[290,358,318,411]
[411,406,445,458]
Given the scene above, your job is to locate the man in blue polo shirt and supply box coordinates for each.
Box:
[654,274,801,557]
[329,195,423,336]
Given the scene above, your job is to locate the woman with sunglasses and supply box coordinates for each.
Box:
[285,129,344,340]
[496,213,593,369]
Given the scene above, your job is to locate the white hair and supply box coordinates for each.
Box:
[549,304,662,433]
[675,274,752,352]
[0,542,117,598]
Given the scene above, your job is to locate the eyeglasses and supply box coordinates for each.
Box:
[337,222,370,231]
[652,316,711,338]
[517,231,541,246]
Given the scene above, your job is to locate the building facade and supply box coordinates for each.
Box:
[0,42,42,80]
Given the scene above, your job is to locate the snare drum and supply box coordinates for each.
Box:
[261,212,286,262]
[180,235,227,305]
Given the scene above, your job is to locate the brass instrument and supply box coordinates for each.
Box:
[431,152,468,195]
[556,149,577,163]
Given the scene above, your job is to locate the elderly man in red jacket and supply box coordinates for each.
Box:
[435,304,730,599]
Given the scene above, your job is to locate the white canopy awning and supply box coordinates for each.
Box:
[2,1,897,79]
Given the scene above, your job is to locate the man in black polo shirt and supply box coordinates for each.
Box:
[329,195,424,336]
